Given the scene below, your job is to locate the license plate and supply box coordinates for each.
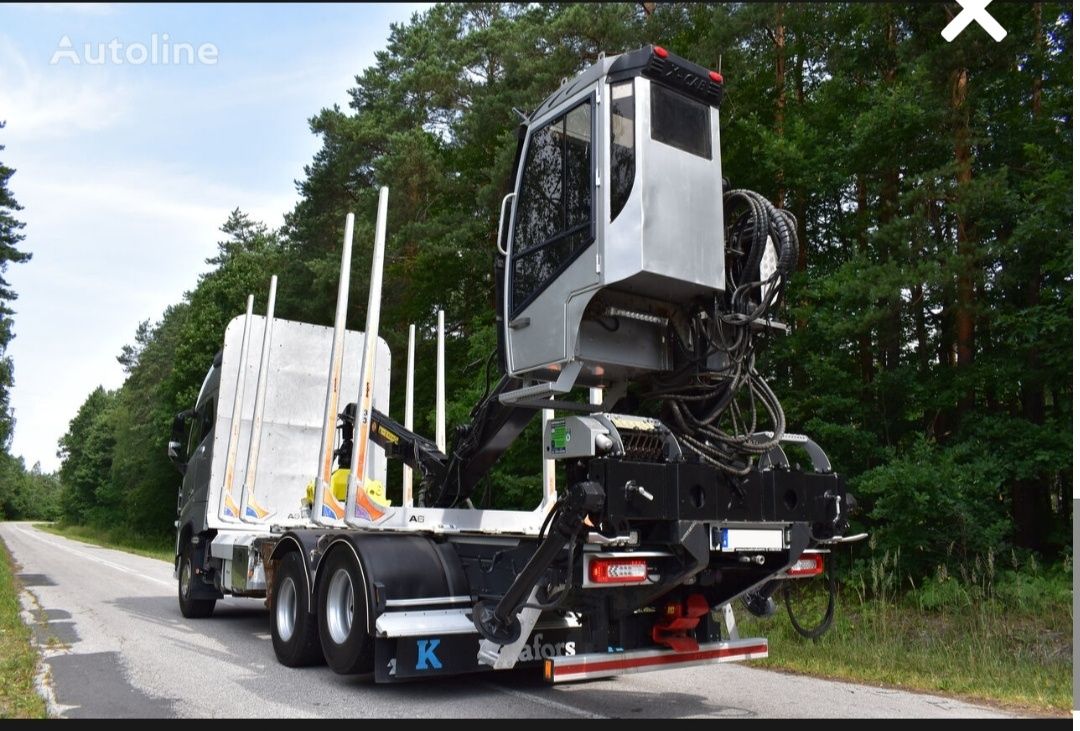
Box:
[715,528,784,552]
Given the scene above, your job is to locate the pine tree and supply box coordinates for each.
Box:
[0,122,32,450]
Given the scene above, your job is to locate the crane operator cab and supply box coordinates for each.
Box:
[435,44,797,509]
[499,45,737,404]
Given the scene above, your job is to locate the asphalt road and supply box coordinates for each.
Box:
[1,521,1025,719]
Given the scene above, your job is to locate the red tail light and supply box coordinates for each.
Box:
[786,553,824,578]
[589,557,647,584]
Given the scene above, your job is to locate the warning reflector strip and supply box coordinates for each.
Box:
[544,638,768,683]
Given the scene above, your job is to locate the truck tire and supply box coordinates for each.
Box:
[271,551,323,666]
[178,544,216,619]
[317,549,374,675]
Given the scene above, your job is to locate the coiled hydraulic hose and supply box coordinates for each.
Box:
[646,188,799,475]
[784,552,837,640]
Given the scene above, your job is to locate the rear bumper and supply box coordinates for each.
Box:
[544,637,768,683]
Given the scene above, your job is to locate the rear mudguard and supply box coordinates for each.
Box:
[269,530,469,631]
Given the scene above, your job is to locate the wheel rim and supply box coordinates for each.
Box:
[325,568,354,645]
[276,576,297,642]
[180,558,192,600]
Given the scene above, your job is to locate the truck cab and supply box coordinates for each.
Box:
[171,352,220,550]
[170,353,222,617]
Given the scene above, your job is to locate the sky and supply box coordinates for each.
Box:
[0,2,430,472]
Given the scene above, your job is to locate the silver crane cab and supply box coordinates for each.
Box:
[499,45,727,405]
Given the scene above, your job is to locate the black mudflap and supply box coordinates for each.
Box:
[374,627,584,682]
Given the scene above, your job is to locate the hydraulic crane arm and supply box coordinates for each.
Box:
[367,409,447,489]
[365,375,537,508]
[429,374,537,508]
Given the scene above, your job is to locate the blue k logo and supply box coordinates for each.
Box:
[416,639,442,670]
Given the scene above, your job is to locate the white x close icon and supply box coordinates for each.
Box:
[941,0,1008,42]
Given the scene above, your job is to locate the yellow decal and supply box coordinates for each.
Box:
[375,423,400,445]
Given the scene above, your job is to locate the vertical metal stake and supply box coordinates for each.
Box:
[436,309,446,453]
[313,213,355,525]
[402,323,416,507]
[220,294,254,522]
[344,187,389,526]
[239,275,278,522]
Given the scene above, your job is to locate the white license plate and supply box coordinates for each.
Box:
[715,528,784,552]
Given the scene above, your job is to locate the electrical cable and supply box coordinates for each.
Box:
[783,552,837,640]
[642,187,797,474]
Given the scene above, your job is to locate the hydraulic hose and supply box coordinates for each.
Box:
[645,186,798,476]
[783,552,837,640]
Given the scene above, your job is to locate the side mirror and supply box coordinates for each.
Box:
[169,409,194,475]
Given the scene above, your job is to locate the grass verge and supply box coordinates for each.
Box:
[0,536,48,719]
[35,522,173,564]
[736,581,1072,715]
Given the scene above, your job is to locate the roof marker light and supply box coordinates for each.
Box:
[709,71,723,84]
[653,46,669,59]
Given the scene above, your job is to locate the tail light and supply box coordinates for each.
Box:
[785,552,824,578]
[589,557,647,584]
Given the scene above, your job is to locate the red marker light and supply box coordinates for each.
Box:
[653,45,669,59]
[709,70,723,83]
[589,557,648,584]
[785,553,824,578]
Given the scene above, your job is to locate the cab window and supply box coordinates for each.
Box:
[187,398,215,458]
[610,81,635,220]
[650,84,711,159]
[510,100,593,315]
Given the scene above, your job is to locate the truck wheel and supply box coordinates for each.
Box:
[271,551,323,666]
[317,549,374,675]
[178,544,216,619]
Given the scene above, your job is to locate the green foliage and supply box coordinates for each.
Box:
[908,547,1072,614]
[0,457,61,521]
[56,387,117,526]
[910,573,974,612]
[991,564,1073,614]
[0,538,47,718]
[740,565,1073,713]
[165,210,287,418]
[110,303,192,534]
[38,522,173,564]
[853,439,1011,580]
[743,543,1072,712]
[0,124,49,523]
[0,123,32,453]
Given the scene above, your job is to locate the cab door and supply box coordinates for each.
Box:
[503,93,599,376]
